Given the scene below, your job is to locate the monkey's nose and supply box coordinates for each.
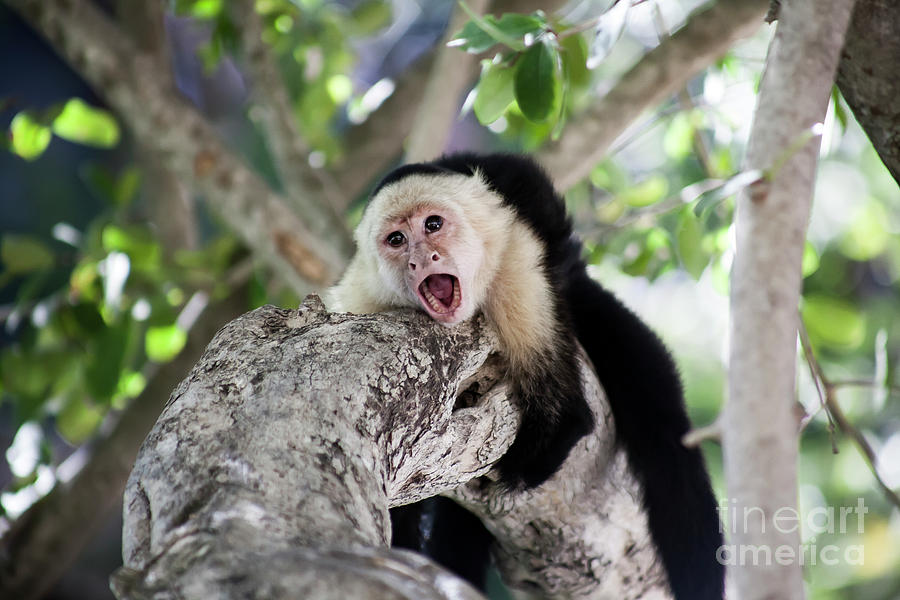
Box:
[409,262,416,271]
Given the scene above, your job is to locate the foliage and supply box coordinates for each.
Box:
[1,0,899,598]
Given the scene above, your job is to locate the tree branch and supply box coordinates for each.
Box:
[539,0,768,190]
[722,1,856,598]
[404,0,489,161]
[231,0,352,254]
[4,0,349,292]
[797,322,900,511]
[115,0,200,255]
[329,55,433,208]
[836,0,900,185]
[112,301,668,599]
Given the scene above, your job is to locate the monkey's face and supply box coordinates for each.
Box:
[358,174,505,325]
[374,203,484,325]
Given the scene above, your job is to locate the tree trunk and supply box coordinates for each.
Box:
[723,1,856,598]
[112,298,668,599]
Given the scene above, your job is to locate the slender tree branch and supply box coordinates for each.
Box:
[682,421,722,447]
[116,0,200,255]
[797,319,838,449]
[539,0,768,190]
[4,0,349,292]
[797,321,900,511]
[404,0,489,161]
[830,379,900,396]
[650,0,718,179]
[231,0,352,254]
[821,386,900,511]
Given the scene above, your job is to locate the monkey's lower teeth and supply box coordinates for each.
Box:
[421,277,459,313]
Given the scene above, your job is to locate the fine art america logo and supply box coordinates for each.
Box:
[716,498,867,566]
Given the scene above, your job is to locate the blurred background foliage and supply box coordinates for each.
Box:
[0,0,898,598]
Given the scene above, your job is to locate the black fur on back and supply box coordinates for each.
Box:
[382,153,724,599]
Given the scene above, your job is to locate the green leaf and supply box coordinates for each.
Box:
[450,20,496,53]
[693,169,764,216]
[101,225,162,271]
[675,208,708,279]
[839,201,889,261]
[1,234,54,274]
[85,325,129,401]
[620,176,668,208]
[56,395,105,444]
[449,7,544,53]
[187,0,223,19]
[559,31,589,89]
[145,324,187,362]
[514,40,560,123]
[9,112,52,161]
[801,241,819,278]
[802,295,866,350]
[58,301,106,337]
[51,98,120,148]
[0,350,49,401]
[114,167,142,207]
[663,112,695,160]
[473,61,516,124]
[587,0,630,69]
[491,12,545,40]
[349,0,392,35]
[81,164,141,207]
[831,86,848,131]
[589,161,627,191]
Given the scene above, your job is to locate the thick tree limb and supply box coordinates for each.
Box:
[0,289,250,600]
[4,0,349,291]
[330,53,435,207]
[539,0,769,190]
[113,300,668,599]
[231,0,352,254]
[404,0,489,162]
[116,0,200,255]
[836,0,900,185]
[723,1,856,599]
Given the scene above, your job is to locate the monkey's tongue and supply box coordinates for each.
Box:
[426,274,454,305]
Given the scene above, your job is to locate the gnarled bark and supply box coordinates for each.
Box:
[113,297,668,599]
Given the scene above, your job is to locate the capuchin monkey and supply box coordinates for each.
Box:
[328,153,724,600]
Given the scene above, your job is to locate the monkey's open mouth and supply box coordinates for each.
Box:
[419,274,461,315]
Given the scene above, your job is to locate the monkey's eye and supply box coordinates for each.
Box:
[385,231,406,247]
[424,215,443,233]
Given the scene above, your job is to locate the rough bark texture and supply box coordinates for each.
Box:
[539,0,769,190]
[113,298,667,599]
[836,0,900,185]
[723,1,856,599]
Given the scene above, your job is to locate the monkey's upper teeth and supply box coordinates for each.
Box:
[420,274,460,313]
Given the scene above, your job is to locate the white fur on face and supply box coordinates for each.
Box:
[329,170,555,366]
[349,172,513,324]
